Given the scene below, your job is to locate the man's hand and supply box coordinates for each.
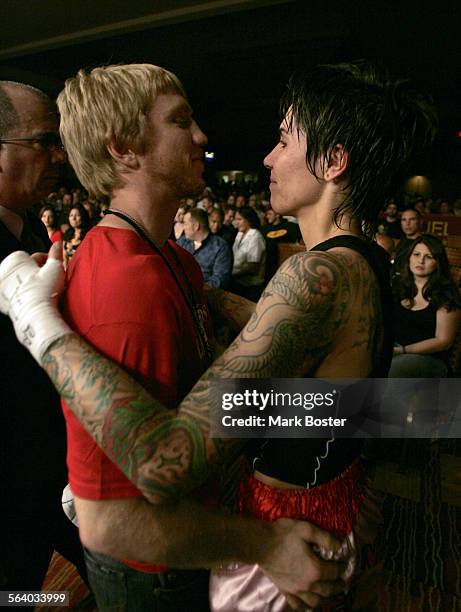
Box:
[261,518,348,610]
[0,243,72,363]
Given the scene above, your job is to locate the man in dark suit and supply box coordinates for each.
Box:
[0,80,86,592]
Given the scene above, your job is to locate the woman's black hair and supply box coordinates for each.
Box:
[397,234,461,311]
[39,204,58,230]
[281,61,437,239]
[236,206,261,229]
[64,203,91,240]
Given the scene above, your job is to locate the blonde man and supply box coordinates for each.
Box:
[37,64,344,611]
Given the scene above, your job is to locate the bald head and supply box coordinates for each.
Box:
[0,82,64,211]
[0,81,52,138]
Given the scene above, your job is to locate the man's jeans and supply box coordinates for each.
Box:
[84,548,210,611]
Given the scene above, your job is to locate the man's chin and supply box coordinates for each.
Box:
[185,178,206,199]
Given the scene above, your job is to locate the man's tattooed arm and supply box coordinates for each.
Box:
[43,252,350,503]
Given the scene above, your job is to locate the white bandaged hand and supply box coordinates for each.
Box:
[0,250,72,364]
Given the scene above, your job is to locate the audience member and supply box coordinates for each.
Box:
[178,207,232,288]
[438,200,452,215]
[197,194,215,213]
[381,200,404,239]
[393,207,423,274]
[262,206,301,280]
[235,194,246,208]
[172,203,189,240]
[40,204,63,243]
[223,204,236,227]
[413,197,426,215]
[231,205,266,301]
[208,206,237,246]
[63,203,90,267]
[391,234,461,377]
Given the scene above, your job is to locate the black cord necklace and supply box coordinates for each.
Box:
[104,208,212,366]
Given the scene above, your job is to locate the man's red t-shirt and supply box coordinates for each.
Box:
[61,226,210,572]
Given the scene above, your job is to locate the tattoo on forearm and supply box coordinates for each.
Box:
[43,249,378,504]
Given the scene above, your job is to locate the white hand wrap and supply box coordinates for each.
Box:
[0,251,72,364]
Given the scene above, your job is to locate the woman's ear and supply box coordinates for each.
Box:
[324,144,349,182]
[106,137,139,170]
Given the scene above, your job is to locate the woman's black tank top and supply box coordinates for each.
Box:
[246,235,393,487]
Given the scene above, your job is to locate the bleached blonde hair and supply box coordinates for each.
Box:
[57,64,186,197]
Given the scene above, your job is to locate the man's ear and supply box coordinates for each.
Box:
[106,137,139,171]
[324,144,349,182]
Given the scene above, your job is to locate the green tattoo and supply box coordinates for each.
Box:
[42,248,380,503]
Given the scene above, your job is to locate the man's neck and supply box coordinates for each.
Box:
[386,215,397,223]
[100,187,178,247]
[405,232,421,241]
[193,228,209,245]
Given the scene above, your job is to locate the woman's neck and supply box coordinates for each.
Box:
[414,276,429,293]
[297,208,362,250]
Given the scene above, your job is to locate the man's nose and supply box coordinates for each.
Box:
[193,122,208,147]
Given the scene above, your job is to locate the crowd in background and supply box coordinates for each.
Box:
[33,183,461,382]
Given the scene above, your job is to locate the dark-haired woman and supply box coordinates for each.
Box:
[231,206,266,301]
[173,204,190,240]
[40,205,63,244]
[391,234,461,377]
[63,204,90,268]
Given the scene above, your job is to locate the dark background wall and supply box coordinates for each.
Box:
[1,0,460,195]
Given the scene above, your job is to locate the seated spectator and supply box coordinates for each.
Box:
[71,188,82,205]
[178,208,232,288]
[424,198,435,214]
[231,206,266,301]
[262,207,302,281]
[39,204,63,244]
[413,197,426,215]
[196,194,215,214]
[438,200,452,215]
[393,207,423,275]
[208,207,236,246]
[235,194,246,209]
[380,199,404,239]
[63,203,91,268]
[223,204,236,227]
[172,203,190,240]
[390,234,461,377]
[61,192,72,210]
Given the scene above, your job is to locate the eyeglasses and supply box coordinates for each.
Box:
[0,133,65,152]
